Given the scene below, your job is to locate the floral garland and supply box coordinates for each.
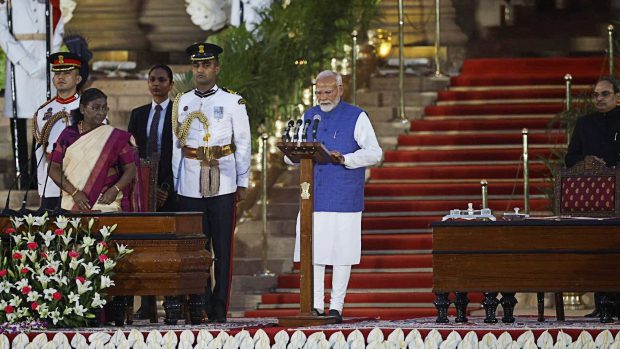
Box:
[0,213,132,327]
[0,328,617,349]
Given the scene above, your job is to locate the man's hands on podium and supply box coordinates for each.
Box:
[330,151,345,165]
[236,187,247,201]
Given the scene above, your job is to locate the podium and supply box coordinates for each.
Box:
[277,141,339,326]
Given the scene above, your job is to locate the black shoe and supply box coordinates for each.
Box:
[328,309,343,323]
[585,309,600,318]
[312,308,325,317]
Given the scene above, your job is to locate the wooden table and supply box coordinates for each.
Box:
[432,219,620,323]
[0,212,210,326]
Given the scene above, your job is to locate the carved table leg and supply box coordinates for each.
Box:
[125,296,134,325]
[600,292,615,323]
[536,292,545,322]
[454,292,469,323]
[500,292,518,323]
[482,292,500,323]
[111,296,127,327]
[163,296,182,325]
[433,292,451,323]
[188,294,205,325]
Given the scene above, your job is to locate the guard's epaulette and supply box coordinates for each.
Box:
[221,87,246,104]
[36,98,55,112]
[221,87,238,95]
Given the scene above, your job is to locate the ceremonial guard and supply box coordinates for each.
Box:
[33,52,82,210]
[171,43,251,323]
[0,0,64,187]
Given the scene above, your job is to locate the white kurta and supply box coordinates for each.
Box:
[171,86,252,197]
[34,94,79,197]
[0,2,64,118]
[292,111,382,265]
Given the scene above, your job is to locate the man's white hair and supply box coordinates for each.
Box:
[316,70,343,86]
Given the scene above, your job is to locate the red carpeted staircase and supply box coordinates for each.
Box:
[245,56,607,320]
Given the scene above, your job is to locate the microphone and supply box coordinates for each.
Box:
[282,119,294,142]
[311,115,321,141]
[292,119,303,142]
[19,143,46,215]
[301,119,311,142]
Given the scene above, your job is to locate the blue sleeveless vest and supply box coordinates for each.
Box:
[304,102,365,212]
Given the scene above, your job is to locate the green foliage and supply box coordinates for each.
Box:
[207,0,380,137]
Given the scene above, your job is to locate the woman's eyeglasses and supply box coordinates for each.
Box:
[86,105,110,113]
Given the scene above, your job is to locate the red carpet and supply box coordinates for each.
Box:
[397,132,564,146]
[247,56,590,320]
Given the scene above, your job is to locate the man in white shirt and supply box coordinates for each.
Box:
[171,43,251,323]
[290,70,383,322]
[33,52,82,210]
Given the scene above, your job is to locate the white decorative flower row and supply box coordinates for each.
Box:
[3,328,620,349]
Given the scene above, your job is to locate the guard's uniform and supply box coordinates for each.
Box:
[33,52,83,210]
[172,43,251,322]
[33,93,79,209]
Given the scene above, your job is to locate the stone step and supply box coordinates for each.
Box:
[357,91,437,107]
[228,294,262,312]
[369,76,450,92]
[230,275,277,295]
[0,190,41,211]
[234,233,296,259]
[236,219,295,237]
[233,258,293,276]
[366,106,424,121]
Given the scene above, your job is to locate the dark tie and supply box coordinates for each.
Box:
[147,104,162,158]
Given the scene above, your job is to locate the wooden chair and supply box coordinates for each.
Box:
[538,156,620,321]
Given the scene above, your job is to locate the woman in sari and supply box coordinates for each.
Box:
[49,88,140,212]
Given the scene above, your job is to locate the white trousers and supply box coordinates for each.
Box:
[313,264,352,312]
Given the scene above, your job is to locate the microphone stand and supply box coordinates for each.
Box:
[19,144,46,216]
[53,142,69,216]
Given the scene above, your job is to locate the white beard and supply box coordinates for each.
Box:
[319,98,340,112]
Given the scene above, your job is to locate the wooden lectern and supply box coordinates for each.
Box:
[277,141,338,326]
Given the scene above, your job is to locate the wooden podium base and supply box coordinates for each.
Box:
[278,315,338,327]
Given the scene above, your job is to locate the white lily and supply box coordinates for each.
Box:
[55,215,69,229]
[0,281,11,293]
[100,275,115,289]
[59,251,68,262]
[39,230,55,247]
[9,294,22,307]
[0,300,7,310]
[14,278,29,289]
[33,213,47,226]
[74,302,87,316]
[76,279,92,295]
[50,310,62,324]
[60,230,73,245]
[23,214,36,226]
[10,216,24,228]
[69,258,83,270]
[96,243,104,255]
[81,236,95,251]
[99,225,115,239]
[43,288,58,301]
[104,259,117,271]
[63,307,73,315]
[51,275,68,286]
[36,275,50,289]
[116,243,133,255]
[69,218,81,229]
[37,303,49,317]
[88,218,95,231]
[83,262,100,277]
[92,292,106,307]
[26,290,41,302]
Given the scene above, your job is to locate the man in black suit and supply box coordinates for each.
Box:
[127,64,176,320]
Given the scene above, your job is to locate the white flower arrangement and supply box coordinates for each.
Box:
[0,213,132,327]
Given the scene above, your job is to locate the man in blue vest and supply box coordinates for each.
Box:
[291,70,383,323]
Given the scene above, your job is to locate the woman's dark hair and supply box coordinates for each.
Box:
[597,76,620,93]
[71,88,107,123]
[148,64,173,82]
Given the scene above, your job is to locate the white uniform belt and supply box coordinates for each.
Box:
[15,33,46,41]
